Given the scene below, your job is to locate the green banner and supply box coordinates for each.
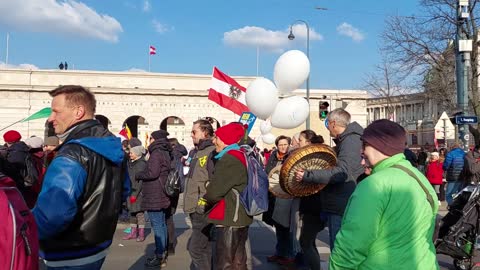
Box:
[22,107,52,122]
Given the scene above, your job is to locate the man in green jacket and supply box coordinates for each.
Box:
[201,122,253,269]
[329,119,439,270]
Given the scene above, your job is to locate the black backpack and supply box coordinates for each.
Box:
[165,160,182,197]
[21,154,39,187]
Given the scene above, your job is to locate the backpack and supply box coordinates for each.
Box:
[0,176,39,270]
[21,153,39,188]
[238,145,269,216]
[165,160,182,197]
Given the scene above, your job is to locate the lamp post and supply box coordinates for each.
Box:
[288,20,310,129]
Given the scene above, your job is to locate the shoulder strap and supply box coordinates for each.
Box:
[391,164,435,211]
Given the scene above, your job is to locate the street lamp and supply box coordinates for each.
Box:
[288,20,310,129]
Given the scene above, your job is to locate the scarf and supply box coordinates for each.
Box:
[214,144,240,159]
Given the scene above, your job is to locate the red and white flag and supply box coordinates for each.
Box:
[149,45,156,55]
[208,67,249,116]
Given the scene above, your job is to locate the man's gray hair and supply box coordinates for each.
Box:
[327,108,351,127]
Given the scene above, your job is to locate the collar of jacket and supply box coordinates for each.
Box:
[197,138,214,150]
[371,153,407,174]
[336,121,364,142]
[148,138,172,153]
[62,119,100,142]
[214,143,240,159]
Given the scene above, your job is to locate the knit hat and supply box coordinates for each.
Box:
[3,130,21,143]
[129,144,146,157]
[25,136,43,149]
[215,122,246,145]
[129,137,142,147]
[361,119,406,156]
[151,130,169,140]
[431,152,439,157]
[44,136,59,146]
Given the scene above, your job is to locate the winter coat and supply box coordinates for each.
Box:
[329,153,439,270]
[443,148,465,182]
[404,148,418,167]
[463,151,480,184]
[302,122,364,215]
[183,139,216,214]
[127,156,147,213]
[2,141,29,189]
[418,151,428,166]
[426,160,443,185]
[205,149,253,227]
[32,120,126,262]
[136,138,172,211]
[262,150,290,226]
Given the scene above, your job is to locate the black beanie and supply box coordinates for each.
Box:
[361,119,406,156]
[151,130,169,140]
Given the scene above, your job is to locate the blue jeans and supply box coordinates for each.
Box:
[148,210,168,257]
[320,212,342,250]
[446,182,465,205]
[46,258,105,270]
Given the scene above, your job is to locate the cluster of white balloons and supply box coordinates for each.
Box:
[245,50,310,144]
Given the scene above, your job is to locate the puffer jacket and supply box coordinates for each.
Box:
[330,154,439,270]
[443,148,465,182]
[426,160,443,185]
[137,138,172,211]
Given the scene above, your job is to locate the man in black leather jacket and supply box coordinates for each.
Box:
[33,85,127,270]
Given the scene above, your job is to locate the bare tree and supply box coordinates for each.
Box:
[381,0,480,139]
[363,54,413,117]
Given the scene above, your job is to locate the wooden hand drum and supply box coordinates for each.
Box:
[280,144,337,197]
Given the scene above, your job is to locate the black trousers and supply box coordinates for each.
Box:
[188,213,213,270]
[215,226,249,270]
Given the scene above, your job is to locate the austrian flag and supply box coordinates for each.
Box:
[208,67,249,116]
[149,46,156,55]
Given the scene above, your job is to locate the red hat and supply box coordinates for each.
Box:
[215,123,246,145]
[3,130,21,143]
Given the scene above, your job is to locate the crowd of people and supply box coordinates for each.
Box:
[2,84,478,270]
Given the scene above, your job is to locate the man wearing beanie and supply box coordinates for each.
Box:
[329,119,439,270]
[295,108,364,268]
[200,122,252,269]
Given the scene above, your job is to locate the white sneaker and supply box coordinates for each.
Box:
[438,200,441,206]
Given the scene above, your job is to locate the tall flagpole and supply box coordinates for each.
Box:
[6,33,9,65]
[148,49,151,72]
[256,46,259,77]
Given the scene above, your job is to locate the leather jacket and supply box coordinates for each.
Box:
[33,120,126,261]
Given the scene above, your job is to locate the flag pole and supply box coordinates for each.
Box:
[148,50,151,72]
[6,33,9,65]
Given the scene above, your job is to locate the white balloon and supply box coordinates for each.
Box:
[271,96,310,129]
[262,133,276,144]
[273,50,310,95]
[260,120,272,135]
[246,78,279,120]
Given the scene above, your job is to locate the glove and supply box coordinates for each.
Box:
[196,197,207,214]
[129,196,137,204]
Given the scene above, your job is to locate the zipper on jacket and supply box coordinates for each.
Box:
[9,203,16,270]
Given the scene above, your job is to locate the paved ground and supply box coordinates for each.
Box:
[41,202,458,270]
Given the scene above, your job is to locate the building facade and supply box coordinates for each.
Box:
[0,69,368,150]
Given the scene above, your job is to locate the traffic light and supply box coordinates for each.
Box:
[319,101,329,120]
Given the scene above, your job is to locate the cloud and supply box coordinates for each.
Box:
[0,0,123,43]
[142,0,151,12]
[0,62,38,70]
[336,22,365,42]
[125,68,147,72]
[152,19,172,33]
[223,25,323,53]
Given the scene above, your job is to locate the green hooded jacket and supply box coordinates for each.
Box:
[329,153,439,270]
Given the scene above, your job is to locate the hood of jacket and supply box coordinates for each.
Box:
[197,138,214,151]
[148,138,173,155]
[62,120,124,166]
[335,121,364,144]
